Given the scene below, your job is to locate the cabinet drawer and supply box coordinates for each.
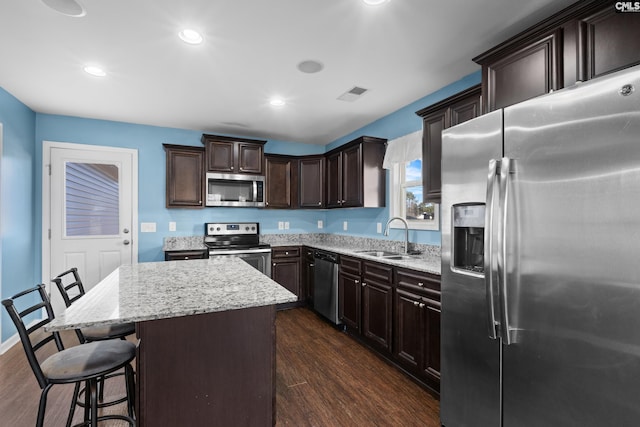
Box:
[362,261,393,285]
[340,256,362,276]
[272,246,300,259]
[165,250,208,261]
[396,268,440,300]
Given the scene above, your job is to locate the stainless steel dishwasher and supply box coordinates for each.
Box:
[313,250,341,324]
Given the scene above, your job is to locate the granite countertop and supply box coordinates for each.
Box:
[46,257,297,331]
[163,234,442,275]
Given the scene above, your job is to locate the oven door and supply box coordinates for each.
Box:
[209,248,271,277]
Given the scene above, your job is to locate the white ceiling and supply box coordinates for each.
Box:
[0,0,576,145]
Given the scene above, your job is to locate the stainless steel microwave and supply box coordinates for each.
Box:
[205,173,265,207]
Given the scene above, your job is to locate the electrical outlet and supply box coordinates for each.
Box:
[343,221,348,231]
[284,222,290,230]
[278,221,284,230]
[169,221,176,232]
[141,222,156,233]
[317,220,323,229]
[377,222,382,233]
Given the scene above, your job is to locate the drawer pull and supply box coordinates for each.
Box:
[419,303,425,309]
[413,301,419,306]
[418,282,424,287]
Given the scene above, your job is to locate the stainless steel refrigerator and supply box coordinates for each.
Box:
[440,64,640,427]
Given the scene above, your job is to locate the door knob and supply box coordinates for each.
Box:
[123,240,130,245]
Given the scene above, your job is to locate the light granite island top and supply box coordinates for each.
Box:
[48,257,297,331]
[48,257,297,427]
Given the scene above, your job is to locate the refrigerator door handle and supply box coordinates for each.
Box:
[484,159,500,340]
[498,156,516,345]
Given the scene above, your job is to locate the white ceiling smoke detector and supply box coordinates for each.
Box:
[337,86,369,102]
[41,0,86,17]
[297,60,324,74]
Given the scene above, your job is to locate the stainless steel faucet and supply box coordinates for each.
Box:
[383,217,409,254]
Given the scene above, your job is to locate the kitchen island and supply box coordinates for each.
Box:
[47,258,297,427]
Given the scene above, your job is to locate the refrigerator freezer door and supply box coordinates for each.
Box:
[502,64,640,426]
[441,110,503,427]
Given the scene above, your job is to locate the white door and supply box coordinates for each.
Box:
[47,143,137,314]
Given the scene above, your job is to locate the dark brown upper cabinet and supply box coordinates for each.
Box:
[325,136,387,209]
[201,134,266,175]
[416,85,482,204]
[163,144,205,208]
[474,1,640,113]
[298,156,325,208]
[265,155,298,209]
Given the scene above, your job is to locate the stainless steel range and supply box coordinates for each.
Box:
[204,222,271,277]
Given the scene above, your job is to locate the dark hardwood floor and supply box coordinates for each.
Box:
[276,307,440,426]
[0,307,440,426]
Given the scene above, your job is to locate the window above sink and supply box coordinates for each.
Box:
[389,158,440,231]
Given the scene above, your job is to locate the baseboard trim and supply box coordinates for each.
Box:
[0,318,44,355]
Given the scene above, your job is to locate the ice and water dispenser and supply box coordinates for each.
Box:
[452,204,485,274]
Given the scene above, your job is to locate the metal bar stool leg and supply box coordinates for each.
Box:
[36,384,52,427]
[67,382,81,427]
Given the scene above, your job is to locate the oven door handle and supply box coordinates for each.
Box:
[209,248,272,255]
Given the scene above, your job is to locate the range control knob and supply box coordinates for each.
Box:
[245,226,250,231]
[251,226,256,231]
[216,227,221,231]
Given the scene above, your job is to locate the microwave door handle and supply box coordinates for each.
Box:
[484,159,499,340]
[253,180,258,202]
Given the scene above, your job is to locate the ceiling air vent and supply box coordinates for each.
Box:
[337,86,369,102]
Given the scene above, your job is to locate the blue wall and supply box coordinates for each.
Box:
[0,88,37,342]
[0,70,480,343]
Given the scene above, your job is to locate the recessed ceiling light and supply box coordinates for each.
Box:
[83,65,106,77]
[178,29,204,45]
[41,0,86,17]
[297,60,324,74]
[269,98,286,107]
[363,0,389,5]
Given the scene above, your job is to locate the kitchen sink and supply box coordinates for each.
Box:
[354,250,398,257]
[382,255,417,261]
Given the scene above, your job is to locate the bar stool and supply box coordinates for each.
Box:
[2,284,136,427]
[52,267,136,343]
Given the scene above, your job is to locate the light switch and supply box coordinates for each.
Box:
[343,221,348,231]
[278,221,284,230]
[317,220,323,229]
[377,222,382,233]
[284,222,290,230]
[141,222,156,233]
[169,221,176,232]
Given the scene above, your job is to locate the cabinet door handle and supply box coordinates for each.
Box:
[184,257,190,260]
[413,301,419,307]
[419,303,425,309]
[273,263,276,267]
[285,251,289,255]
[362,282,367,287]
[309,263,315,267]
[318,201,321,205]
[418,282,424,287]
[354,279,359,284]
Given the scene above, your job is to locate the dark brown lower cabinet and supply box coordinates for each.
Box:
[301,247,315,304]
[361,262,394,353]
[339,257,393,354]
[394,269,441,393]
[271,246,301,300]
